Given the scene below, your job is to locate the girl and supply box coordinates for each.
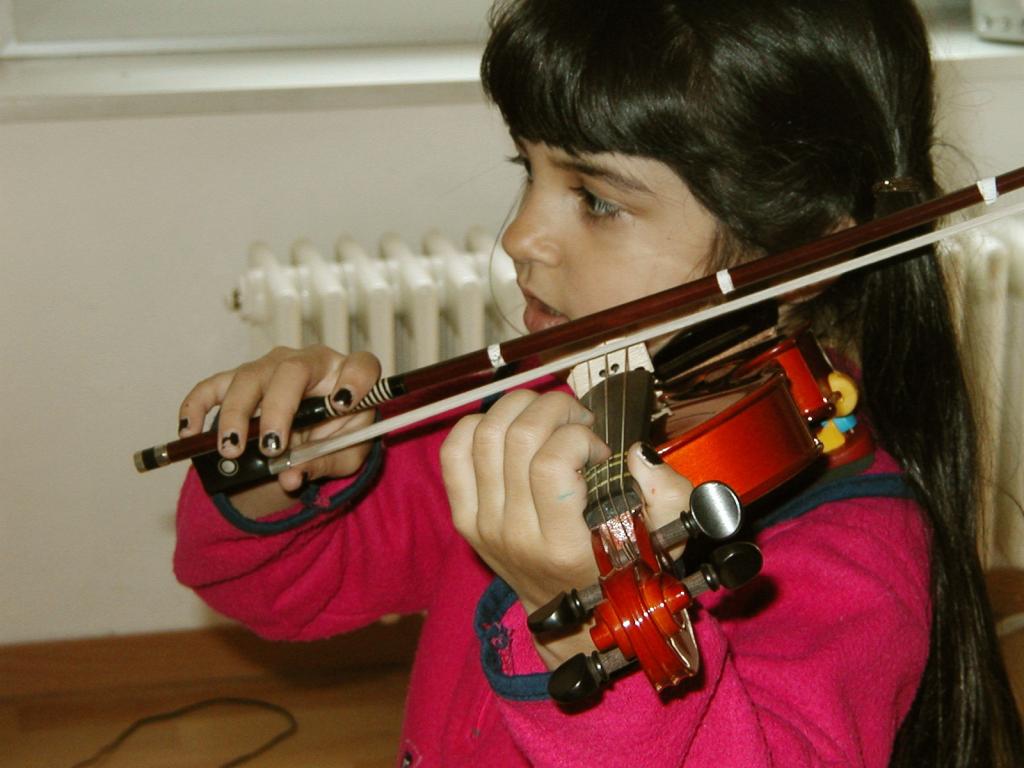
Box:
[173,1,1024,765]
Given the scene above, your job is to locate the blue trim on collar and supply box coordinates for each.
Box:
[474,577,552,701]
[752,472,913,532]
[212,439,385,536]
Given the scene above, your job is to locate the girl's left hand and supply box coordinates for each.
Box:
[441,389,694,669]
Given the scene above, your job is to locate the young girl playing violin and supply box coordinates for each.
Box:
[173,1,1023,765]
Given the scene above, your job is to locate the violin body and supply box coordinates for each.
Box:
[657,368,819,506]
[657,330,871,503]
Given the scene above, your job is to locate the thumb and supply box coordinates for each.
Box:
[626,442,694,534]
[277,409,377,492]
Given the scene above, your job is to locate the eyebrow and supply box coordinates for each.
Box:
[551,155,654,195]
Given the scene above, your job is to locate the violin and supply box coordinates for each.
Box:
[524,309,871,703]
[131,165,1024,700]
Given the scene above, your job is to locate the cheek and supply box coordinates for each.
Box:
[571,264,680,317]
[564,223,713,314]
[625,247,706,296]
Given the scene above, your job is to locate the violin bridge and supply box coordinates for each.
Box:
[567,342,654,397]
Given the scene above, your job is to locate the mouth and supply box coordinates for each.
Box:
[520,287,569,334]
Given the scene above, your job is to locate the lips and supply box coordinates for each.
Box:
[520,288,569,333]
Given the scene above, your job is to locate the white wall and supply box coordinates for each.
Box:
[0,47,1021,644]
[0,98,520,642]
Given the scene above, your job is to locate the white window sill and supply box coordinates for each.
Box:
[0,12,1020,124]
[0,43,486,122]
[927,10,1024,75]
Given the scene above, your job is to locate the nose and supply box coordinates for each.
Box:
[501,187,561,267]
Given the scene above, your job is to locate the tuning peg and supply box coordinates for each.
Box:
[527,583,603,634]
[650,481,742,553]
[683,541,763,596]
[548,648,631,704]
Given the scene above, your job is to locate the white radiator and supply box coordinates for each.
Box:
[947,214,1024,571]
[231,229,523,377]
[230,219,1024,569]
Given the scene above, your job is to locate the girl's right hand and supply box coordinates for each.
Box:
[177,345,381,516]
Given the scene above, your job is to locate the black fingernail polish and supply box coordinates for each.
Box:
[332,388,353,407]
[178,418,189,434]
[221,432,240,448]
[640,443,663,466]
[262,432,281,453]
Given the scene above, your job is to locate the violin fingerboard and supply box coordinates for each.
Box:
[579,368,656,458]
[578,367,656,549]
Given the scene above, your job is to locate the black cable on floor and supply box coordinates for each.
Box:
[69,696,298,767]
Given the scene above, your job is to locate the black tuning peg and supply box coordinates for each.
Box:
[683,541,763,597]
[548,648,631,704]
[527,583,603,635]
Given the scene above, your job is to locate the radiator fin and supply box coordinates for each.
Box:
[946,215,1024,570]
[233,229,522,377]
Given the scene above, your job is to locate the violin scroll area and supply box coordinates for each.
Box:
[543,541,764,705]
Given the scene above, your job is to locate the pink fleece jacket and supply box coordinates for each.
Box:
[174,413,930,767]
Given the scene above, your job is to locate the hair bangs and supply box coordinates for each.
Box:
[481,0,696,159]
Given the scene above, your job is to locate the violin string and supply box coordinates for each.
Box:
[617,355,628,518]
[271,195,1024,473]
[616,354,640,563]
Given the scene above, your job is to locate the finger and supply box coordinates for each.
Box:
[528,422,610,545]
[178,370,235,437]
[330,350,383,411]
[258,346,344,455]
[470,390,539,543]
[276,407,379,492]
[626,442,694,533]
[500,392,596,528]
[502,391,594,503]
[277,467,309,494]
[442,414,484,543]
[216,360,276,458]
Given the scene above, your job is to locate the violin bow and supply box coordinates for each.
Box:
[134,167,1024,474]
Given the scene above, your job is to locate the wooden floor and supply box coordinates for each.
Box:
[2,669,411,768]
[2,575,1022,768]
[0,618,421,768]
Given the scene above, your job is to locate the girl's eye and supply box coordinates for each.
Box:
[573,186,621,219]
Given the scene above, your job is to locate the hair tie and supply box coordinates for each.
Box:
[872,177,922,218]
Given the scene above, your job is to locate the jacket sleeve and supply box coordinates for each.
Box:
[484,493,932,768]
[173,424,456,641]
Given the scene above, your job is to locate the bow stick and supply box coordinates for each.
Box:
[133,167,1024,473]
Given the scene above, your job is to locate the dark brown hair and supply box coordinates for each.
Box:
[482,1,1023,765]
